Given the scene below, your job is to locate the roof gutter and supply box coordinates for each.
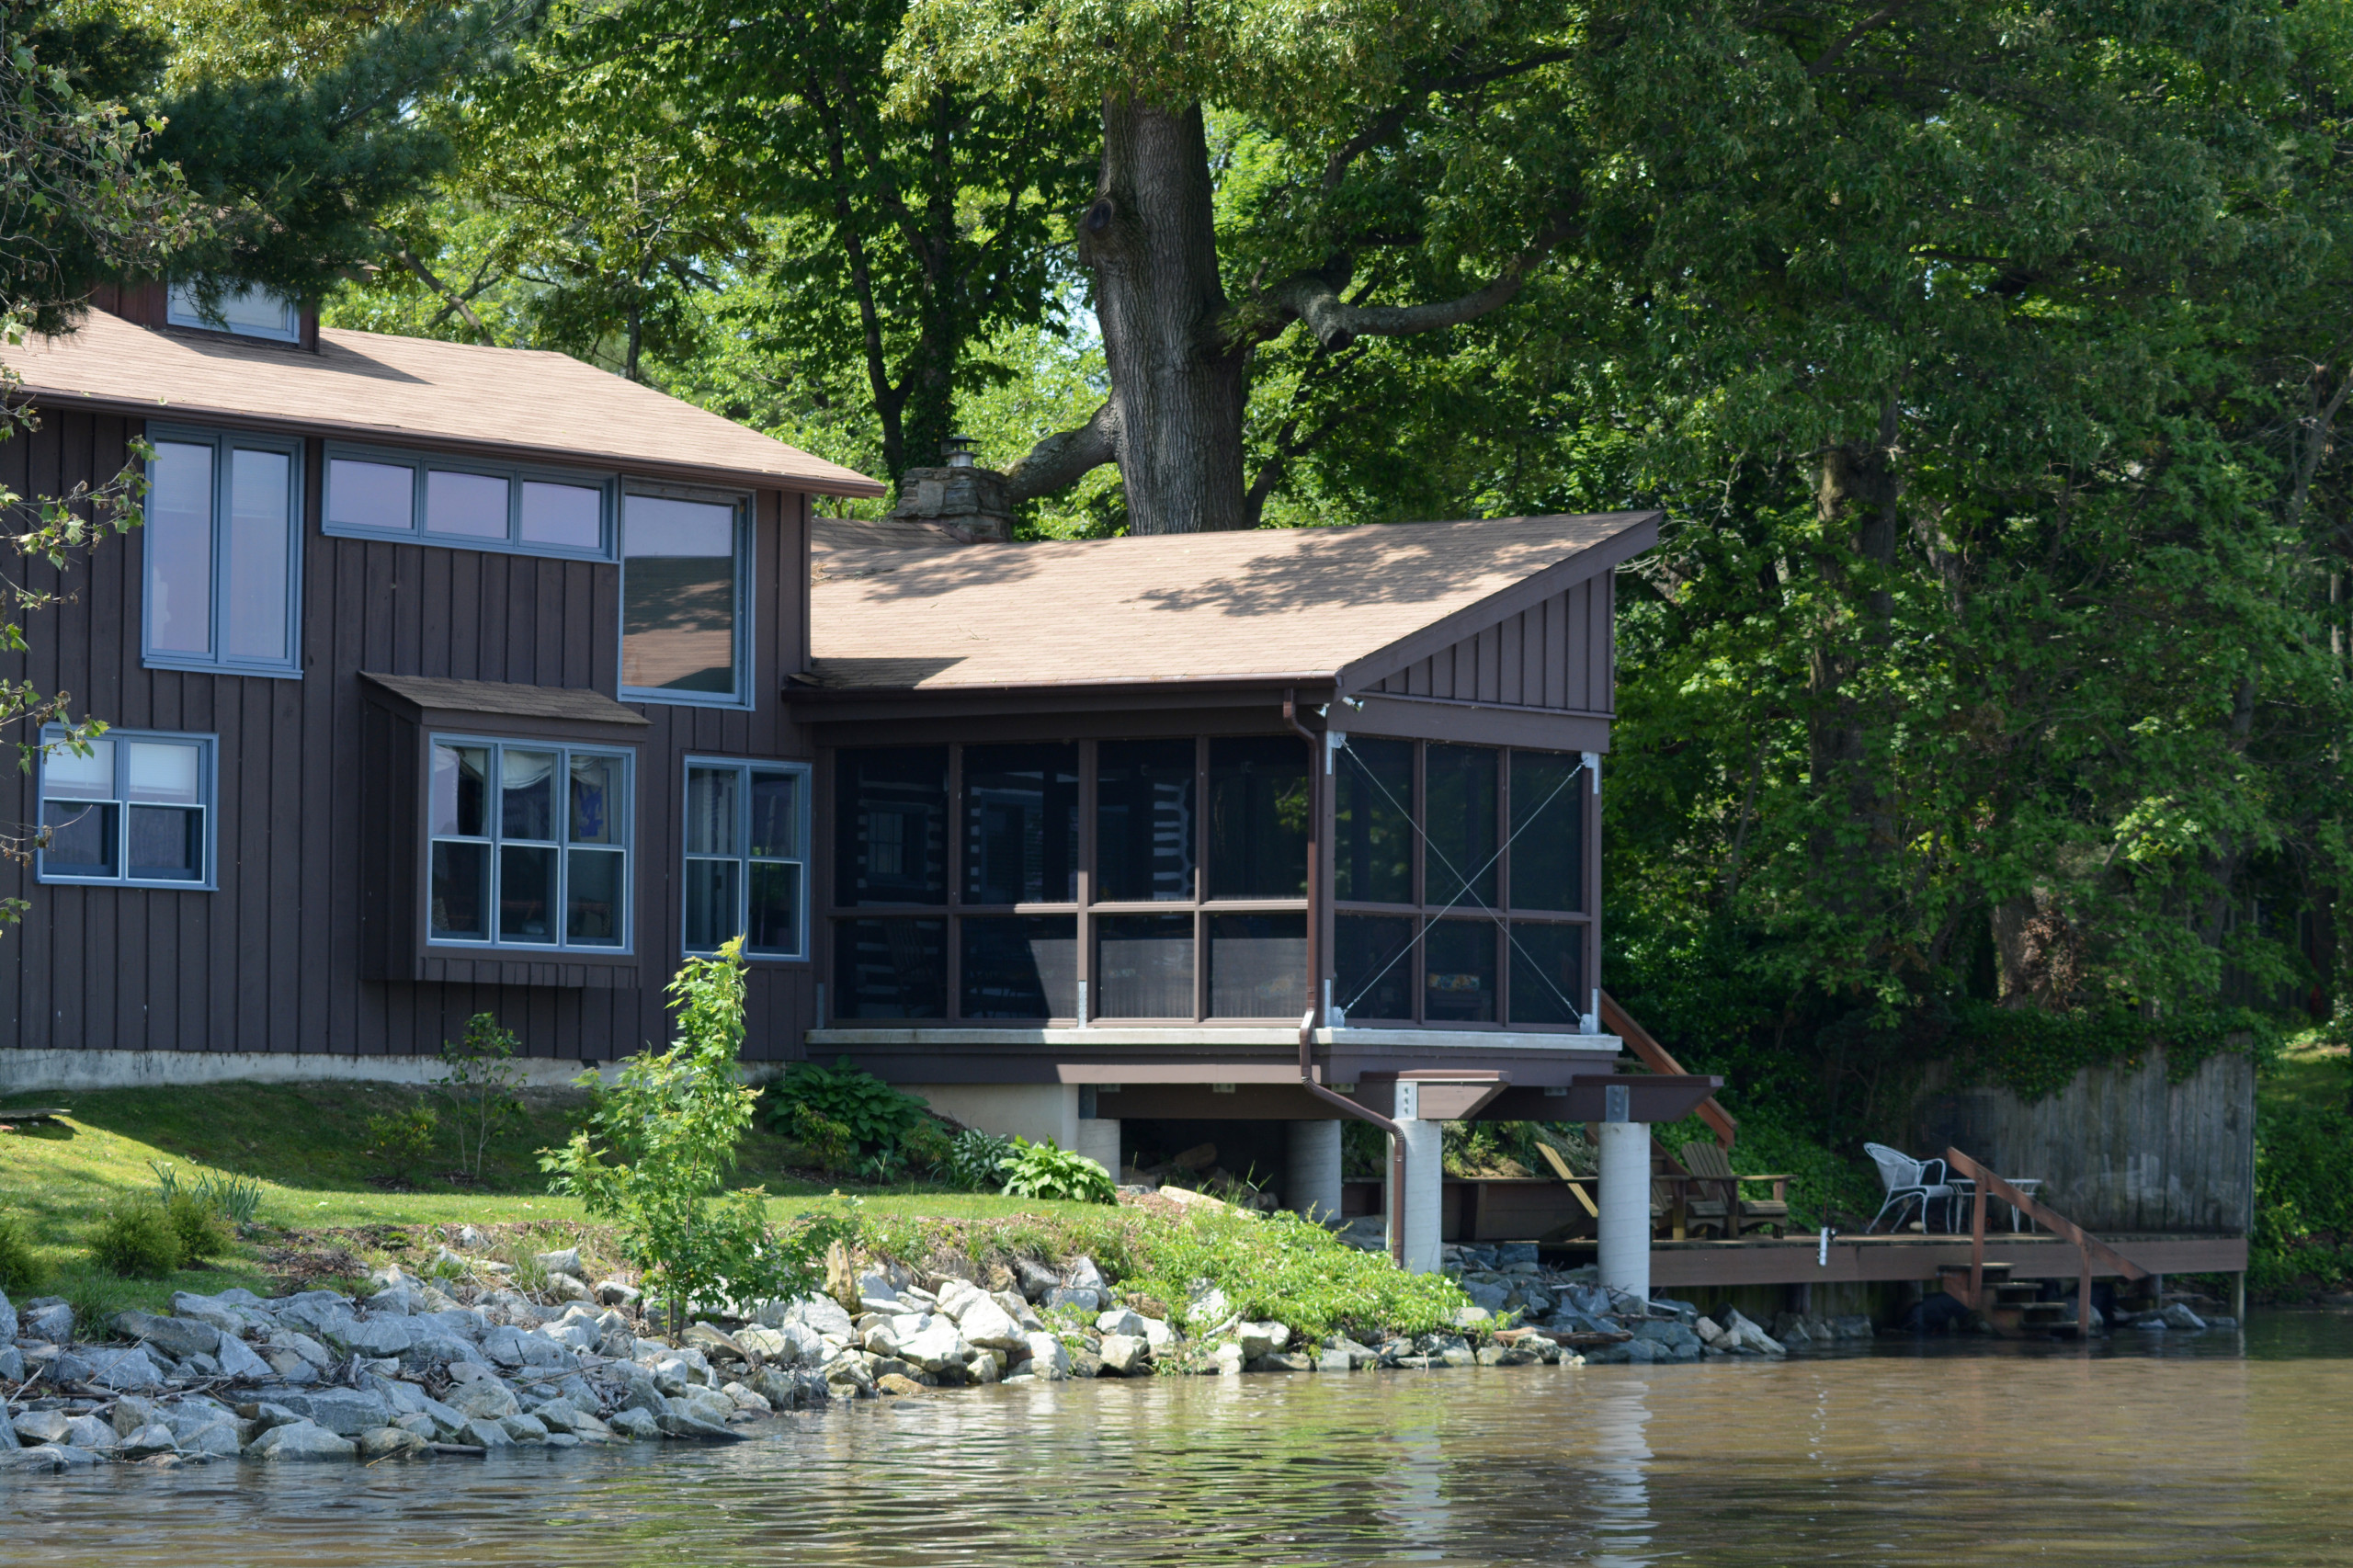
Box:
[1283,687,1408,1270]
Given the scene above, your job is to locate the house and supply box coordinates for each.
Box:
[0,284,1710,1275]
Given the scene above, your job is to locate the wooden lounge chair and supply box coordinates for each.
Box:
[1652,1141,1730,1240]
[1678,1140,1792,1238]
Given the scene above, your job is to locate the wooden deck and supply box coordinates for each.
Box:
[1551,1231,2246,1288]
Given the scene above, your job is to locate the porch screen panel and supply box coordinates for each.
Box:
[1096,914,1194,1017]
[835,747,948,905]
[1208,912,1308,1017]
[1336,915,1415,1020]
[961,915,1077,1018]
[1207,735,1307,899]
[1096,739,1195,901]
[1335,737,1413,903]
[963,743,1079,904]
[1508,922,1584,1025]
[1424,917,1497,1023]
[1508,749,1585,912]
[1426,744,1498,909]
[834,918,946,1018]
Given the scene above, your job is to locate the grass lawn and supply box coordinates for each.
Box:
[0,1078,1104,1325]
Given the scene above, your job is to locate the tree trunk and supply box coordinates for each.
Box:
[1806,400,1903,920]
[1078,97,1250,534]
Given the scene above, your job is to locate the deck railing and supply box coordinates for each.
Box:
[1944,1145,2150,1334]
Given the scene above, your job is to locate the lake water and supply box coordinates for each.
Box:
[9,1312,2352,1567]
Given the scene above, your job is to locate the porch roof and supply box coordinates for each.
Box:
[805,509,1659,695]
[1,309,884,497]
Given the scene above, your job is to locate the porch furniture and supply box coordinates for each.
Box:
[1678,1139,1793,1238]
[1652,1142,1729,1240]
[1864,1142,1962,1233]
[1999,1176,2044,1233]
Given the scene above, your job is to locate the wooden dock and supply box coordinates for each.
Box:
[1545,1230,2245,1288]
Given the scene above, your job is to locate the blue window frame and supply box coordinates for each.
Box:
[427,736,633,953]
[142,425,303,677]
[323,441,617,562]
[165,281,300,344]
[36,727,218,890]
[682,758,809,960]
[621,484,753,708]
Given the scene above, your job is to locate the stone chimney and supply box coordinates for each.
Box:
[885,434,1014,542]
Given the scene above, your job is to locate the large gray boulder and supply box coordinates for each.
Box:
[246,1420,358,1460]
[171,1289,269,1335]
[20,1300,73,1342]
[957,1297,1029,1352]
[3,1444,102,1471]
[255,1389,393,1437]
[115,1309,222,1360]
[1094,1307,1146,1339]
[534,1247,584,1280]
[12,1411,69,1446]
[607,1406,660,1440]
[319,1316,413,1359]
[1021,1332,1069,1380]
[1097,1334,1148,1376]
[83,1347,168,1391]
[358,1426,428,1460]
[0,1289,16,1342]
[212,1334,274,1382]
[446,1378,521,1422]
[1235,1322,1290,1359]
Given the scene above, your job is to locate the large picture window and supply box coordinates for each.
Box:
[36,728,215,888]
[143,426,302,676]
[428,737,631,950]
[324,443,614,562]
[683,759,809,960]
[621,488,750,706]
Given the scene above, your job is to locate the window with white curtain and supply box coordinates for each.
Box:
[427,737,631,950]
[36,727,215,888]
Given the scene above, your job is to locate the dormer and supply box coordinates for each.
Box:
[87,278,321,350]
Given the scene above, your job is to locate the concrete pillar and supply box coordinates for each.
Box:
[1381,1105,1445,1274]
[1284,1119,1343,1222]
[1597,1118,1652,1301]
[1074,1118,1122,1180]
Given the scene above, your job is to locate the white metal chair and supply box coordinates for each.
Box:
[1864,1142,1961,1233]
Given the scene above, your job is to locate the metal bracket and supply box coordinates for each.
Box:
[1325,730,1346,774]
[1604,1083,1631,1123]
[1582,750,1601,794]
[1394,1080,1420,1121]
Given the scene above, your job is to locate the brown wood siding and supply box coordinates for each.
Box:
[1368,574,1615,716]
[0,412,818,1067]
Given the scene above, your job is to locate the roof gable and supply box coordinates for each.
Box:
[807,510,1658,695]
[2,310,883,496]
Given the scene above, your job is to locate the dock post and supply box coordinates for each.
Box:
[1597,1085,1650,1302]
[2233,1271,2246,1323]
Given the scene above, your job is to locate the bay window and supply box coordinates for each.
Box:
[428,738,631,950]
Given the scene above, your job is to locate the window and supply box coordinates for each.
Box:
[835,747,948,906]
[1332,738,1591,1028]
[324,443,615,562]
[963,744,1078,904]
[683,760,809,960]
[166,281,299,343]
[621,488,750,705]
[1207,735,1309,899]
[37,728,214,888]
[1096,739,1195,901]
[143,426,302,676]
[428,738,631,950]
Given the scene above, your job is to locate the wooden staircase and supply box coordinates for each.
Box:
[1937,1147,2151,1337]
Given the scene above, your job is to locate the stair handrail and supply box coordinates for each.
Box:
[1946,1144,2148,1335]
[1599,991,1737,1150]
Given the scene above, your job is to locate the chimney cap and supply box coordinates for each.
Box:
[943,432,979,469]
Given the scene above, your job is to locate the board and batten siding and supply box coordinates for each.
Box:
[0,406,819,1066]
[1911,1049,2256,1234]
[1367,573,1614,714]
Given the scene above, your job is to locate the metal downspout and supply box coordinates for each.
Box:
[1285,690,1408,1269]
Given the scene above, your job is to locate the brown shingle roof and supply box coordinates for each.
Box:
[808,511,1657,692]
[4,310,884,497]
[359,672,651,726]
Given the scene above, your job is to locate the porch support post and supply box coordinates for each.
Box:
[1382,1081,1446,1274]
[1285,1119,1343,1223]
[1075,1117,1122,1181]
[1597,1084,1650,1301]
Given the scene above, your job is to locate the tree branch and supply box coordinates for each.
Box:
[1805,4,1915,76]
[1268,210,1575,350]
[1002,399,1120,503]
[381,236,492,339]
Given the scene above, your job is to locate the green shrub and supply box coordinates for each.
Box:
[0,1212,46,1295]
[998,1138,1115,1204]
[438,1014,527,1181]
[63,1271,131,1339]
[779,1100,857,1172]
[543,941,841,1334]
[364,1106,439,1183]
[898,1116,953,1172]
[164,1190,226,1262]
[944,1128,1014,1191]
[91,1196,182,1279]
[766,1058,929,1157]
